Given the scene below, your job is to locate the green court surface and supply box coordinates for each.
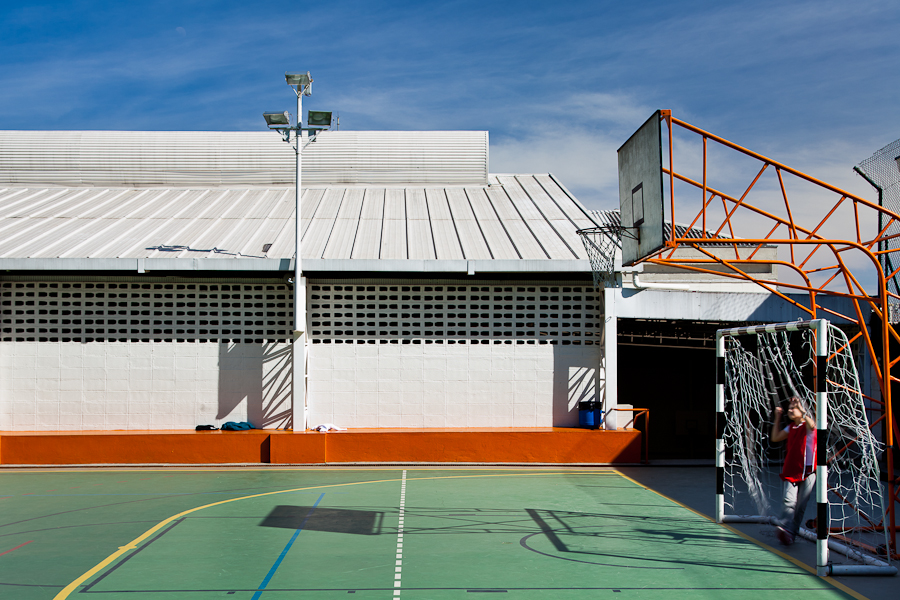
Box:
[0,468,862,599]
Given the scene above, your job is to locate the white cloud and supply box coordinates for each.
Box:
[489,91,654,210]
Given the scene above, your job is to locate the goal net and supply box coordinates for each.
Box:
[716,319,895,576]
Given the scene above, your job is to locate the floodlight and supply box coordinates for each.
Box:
[285,72,311,86]
[263,111,291,128]
[307,111,332,128]
[895,155,900,174]
[286,71,313,96]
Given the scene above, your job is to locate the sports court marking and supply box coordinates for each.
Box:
[0,468,869,599]
[0,540,32,557]
[614,470,870,600]
[49,470,595,599]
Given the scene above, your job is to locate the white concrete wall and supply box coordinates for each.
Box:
[307,342,599,428]
[0,277,604,431]
[0,341,292,431]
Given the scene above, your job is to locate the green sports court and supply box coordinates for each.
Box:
[0,467,868,599]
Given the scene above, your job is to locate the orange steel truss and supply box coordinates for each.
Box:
[640,111,899,558]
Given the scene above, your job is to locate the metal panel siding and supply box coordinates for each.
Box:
[383,189,406,220]
[465,188,518,259]
[323,189,364,260]
[351,218,384,259]
[407,218,436,260]
[0,189,67,217]
[52,189,124,218]
[302,191,342,259]
[239,189,279,219]
[244,218,289,258]
[267,190,296,220]
[0,130,487,187]
[352,189,385,259]
[0,220,67,256]
[405,189,429,220]
[99,190,162,219]
[359,189,385,220]
[446,188,491,259]
[0,176,592,267]
[425,188,464,260]
[0,131,295,188]
[177,219,241,257]
[527,175,592,259]
[502,221,549,259]
[499,177,572,258]
[425,189,453,220]
[302,131,488,185]
[455,220,492,259]
[517,175,570,222]
[8,189,89,219]
[300,189,326,233]
[406,188,435,259]
[31,218,112,257]
[335,188,365,220]
[312,188,344,221]
[380,218,407,259]
[477,219,519,259]
[535,175,597,229]
[445,188,476,220]
[21,219,109,258]
[483,187,546,259]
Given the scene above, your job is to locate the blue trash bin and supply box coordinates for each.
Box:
[578,401,603,429]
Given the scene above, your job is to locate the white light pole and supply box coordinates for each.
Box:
[263,71,317,432]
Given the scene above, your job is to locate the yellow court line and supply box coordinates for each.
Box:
[4,466,618,474]
[613,470,871,600]
[52,470,610,599]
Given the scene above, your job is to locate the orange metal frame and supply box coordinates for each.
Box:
[609,407,650,464]
[638,111,899,558]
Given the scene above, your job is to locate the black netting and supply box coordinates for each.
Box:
[857,139,900,322]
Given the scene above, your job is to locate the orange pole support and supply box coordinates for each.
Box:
[654,111,898,555]
[612,408,650,464]
[775,167,798,264]
[702,136,707,235]
[671,116,900,219]
[663,110,675,246]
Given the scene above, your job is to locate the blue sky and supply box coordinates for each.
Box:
[1,0,898,213]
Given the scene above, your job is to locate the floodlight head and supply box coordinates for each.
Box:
[263,111,291,128]
[307,110,332,128]
[285,71,313,96]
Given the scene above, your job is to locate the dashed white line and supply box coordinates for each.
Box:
[394,469,407,597]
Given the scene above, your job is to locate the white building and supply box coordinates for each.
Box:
[0,129,860,455]
[0,130,605,432]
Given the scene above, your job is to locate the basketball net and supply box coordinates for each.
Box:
[577,225,623,289]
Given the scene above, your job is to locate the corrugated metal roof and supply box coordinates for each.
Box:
[0,130,488,187]
[0,175,600,271]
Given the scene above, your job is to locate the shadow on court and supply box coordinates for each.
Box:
[260,505,385,535]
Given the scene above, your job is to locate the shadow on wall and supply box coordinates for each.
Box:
[217,342,292,429]
[552,345,601,427]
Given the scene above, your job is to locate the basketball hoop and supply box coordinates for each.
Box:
[577,225,632,289]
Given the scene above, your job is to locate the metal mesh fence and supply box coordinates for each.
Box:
[856,139,900,322]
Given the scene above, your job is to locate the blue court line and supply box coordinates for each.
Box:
[252,492,325,600]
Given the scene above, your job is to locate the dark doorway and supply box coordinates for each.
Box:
[616,319,728,460]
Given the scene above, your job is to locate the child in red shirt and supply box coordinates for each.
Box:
[770,396,817,545]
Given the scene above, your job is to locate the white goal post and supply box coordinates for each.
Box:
[715,319,896,577]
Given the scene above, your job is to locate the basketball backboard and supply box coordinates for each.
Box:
[618,110,665,266]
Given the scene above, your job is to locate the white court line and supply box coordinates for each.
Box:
[394,469,406,597]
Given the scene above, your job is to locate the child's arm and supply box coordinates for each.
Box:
[799,408,816,432]
[771,407,788,442]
